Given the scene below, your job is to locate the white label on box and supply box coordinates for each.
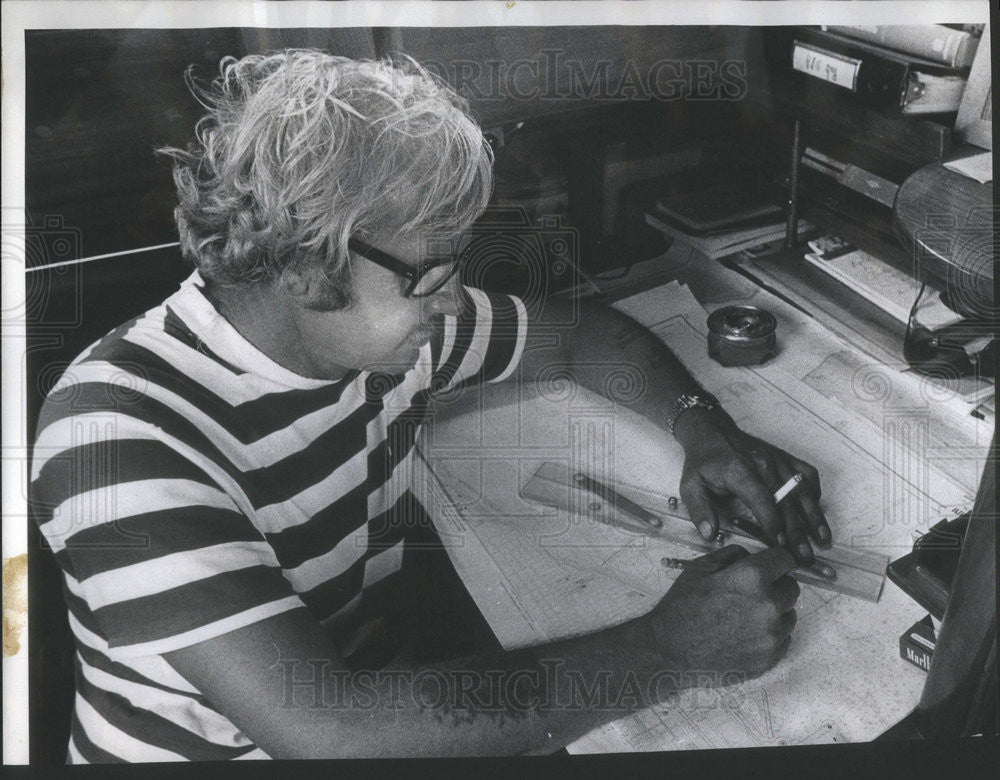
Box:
[910,631,935,651]
[792,42,861,91]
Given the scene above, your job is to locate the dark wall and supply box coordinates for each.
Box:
[399,26,750,127]
[25,28,377,265]
[25,26,751,263]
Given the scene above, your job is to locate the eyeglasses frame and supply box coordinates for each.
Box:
[347,235,462,299]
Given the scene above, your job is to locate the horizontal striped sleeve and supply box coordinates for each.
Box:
[76,541,282,610]
[104,598,305,659]
[431,287,529,393]
[41,478,236,553]
[74,642,212,707]
[32,402,304,658]
[62,551,304,658]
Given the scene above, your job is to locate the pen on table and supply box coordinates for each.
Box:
[730,474,837,580]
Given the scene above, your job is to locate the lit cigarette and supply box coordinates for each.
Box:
[773,473,803,505]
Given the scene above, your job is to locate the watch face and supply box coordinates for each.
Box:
[668,393,718,434]
[685,393,715,409]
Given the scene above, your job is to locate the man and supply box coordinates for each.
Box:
[31,51,830,761]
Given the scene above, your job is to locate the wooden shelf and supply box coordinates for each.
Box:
[749,70,953,168]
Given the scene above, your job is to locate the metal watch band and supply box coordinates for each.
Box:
[665,392,719,436]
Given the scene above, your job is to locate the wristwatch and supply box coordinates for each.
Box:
[665,392,720,436]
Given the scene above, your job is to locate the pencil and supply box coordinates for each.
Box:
[660,556,721,573]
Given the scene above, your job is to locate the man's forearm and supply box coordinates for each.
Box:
[531,298,729,444]
[276,615,684,758]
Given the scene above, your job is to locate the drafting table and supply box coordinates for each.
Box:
[412,247,993,751]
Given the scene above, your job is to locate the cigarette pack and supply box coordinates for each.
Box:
[899,614,937,672]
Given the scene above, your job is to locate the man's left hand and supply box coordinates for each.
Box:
[673,408,830,565]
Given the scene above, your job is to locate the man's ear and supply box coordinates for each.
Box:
[278,265,348,312]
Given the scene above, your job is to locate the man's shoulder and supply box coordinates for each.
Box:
[35,285,209,430]
[63,277,203,367]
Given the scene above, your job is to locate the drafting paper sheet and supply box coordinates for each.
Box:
[418,281,985,752]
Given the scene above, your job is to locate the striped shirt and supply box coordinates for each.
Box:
[30,271,528,762]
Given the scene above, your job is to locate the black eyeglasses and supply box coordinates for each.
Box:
[348,236,462,298]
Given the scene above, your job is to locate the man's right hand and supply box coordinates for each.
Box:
[646,544,800,683]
